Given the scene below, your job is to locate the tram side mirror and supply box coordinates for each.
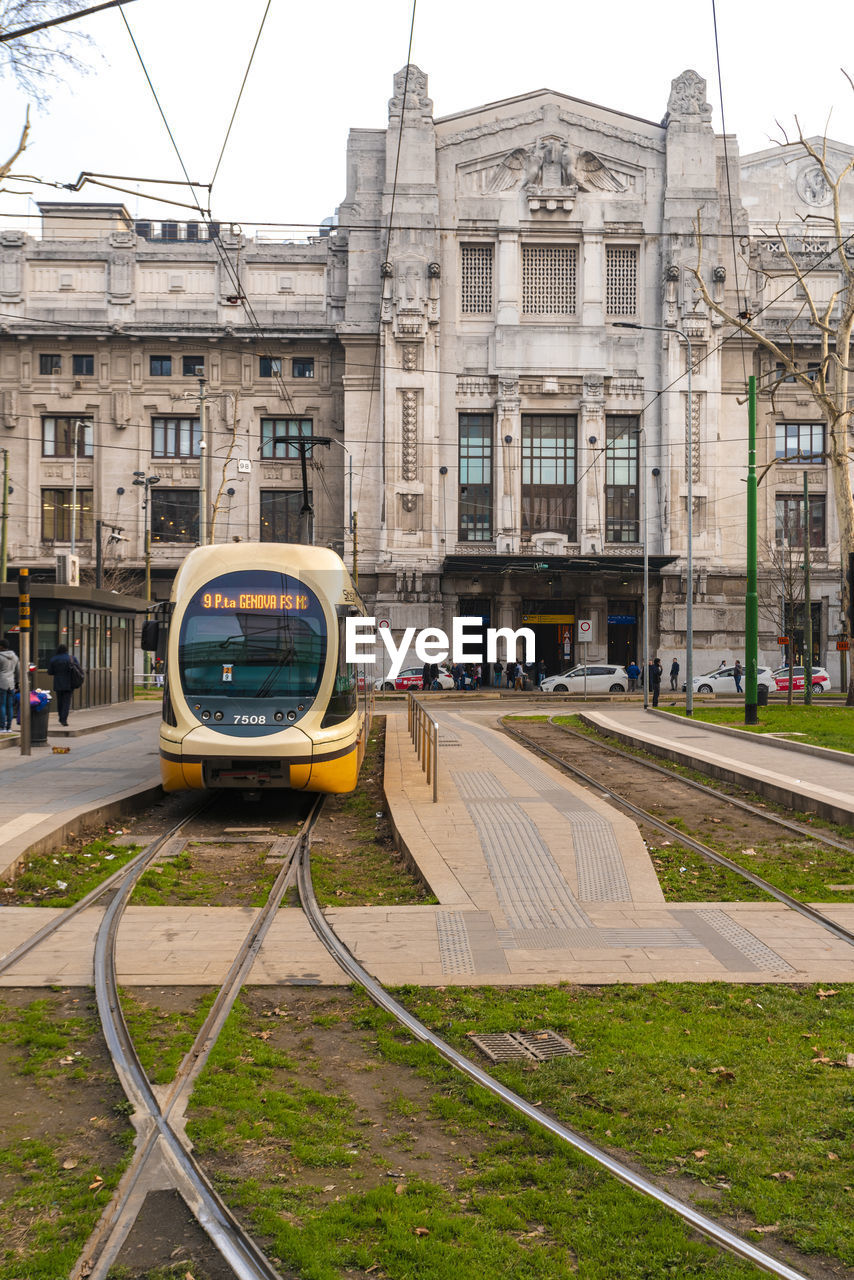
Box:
[140,620,159,652]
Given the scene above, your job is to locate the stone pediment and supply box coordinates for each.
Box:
[460,137,636,199]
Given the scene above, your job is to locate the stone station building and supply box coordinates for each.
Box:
[1,68,852,678]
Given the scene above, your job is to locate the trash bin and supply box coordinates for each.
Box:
[757,685,769,707]
[30,702,50,746]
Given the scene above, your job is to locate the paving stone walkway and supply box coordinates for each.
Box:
[4,699,854,988]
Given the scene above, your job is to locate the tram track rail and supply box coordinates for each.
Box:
[1,771,822,1280]
[70,798,322,1280]
[501,716,854,952]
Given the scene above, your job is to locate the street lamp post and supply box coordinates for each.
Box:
[132,471,160,602]
[615,321,694,714]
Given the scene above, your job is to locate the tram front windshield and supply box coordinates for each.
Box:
[178,570,327,700]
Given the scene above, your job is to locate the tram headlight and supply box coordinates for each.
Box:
[213,711,224,721]
[201,710,211,721]
[287,710,297,721]
[274,711,284,722]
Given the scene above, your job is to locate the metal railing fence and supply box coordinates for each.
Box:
[407,694,439,802]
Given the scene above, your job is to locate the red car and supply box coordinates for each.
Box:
[772,665,831,694]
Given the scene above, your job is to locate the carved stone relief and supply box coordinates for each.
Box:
[389,64,433,116]
[401,389,418,483]
[796,166,833,207]
[664,70,712,124]
[685,392,701,483]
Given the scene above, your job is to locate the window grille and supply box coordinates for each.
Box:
[460,245,493,314]
[606,246,638,316]
[522,246,577,315]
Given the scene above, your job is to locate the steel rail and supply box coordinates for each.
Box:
[296,842,809,1280]
[561,716,854,855]
[503,721,854,951]
[0,802,207,977]
[75,809,320,1280]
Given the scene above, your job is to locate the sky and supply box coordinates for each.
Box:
[2,0,854,237]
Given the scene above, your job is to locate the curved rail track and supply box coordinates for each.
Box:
[0,771,822,1280]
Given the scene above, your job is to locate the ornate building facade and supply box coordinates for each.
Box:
[1,68,851,678]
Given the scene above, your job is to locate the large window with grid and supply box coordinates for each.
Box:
[460,245,493,315]
[41,489,93,542]
[521,414,577,539]
[775,422,825,463]
[152,416,201,459]
[605,416,639,542]
[458,414,493,541]
[151,489,199,543]
[775,493,826,547]
[260,418,314,459]
[605,245,638,316]
[522,245,577,315]
[260,490,306,542]
[42,415,93,458]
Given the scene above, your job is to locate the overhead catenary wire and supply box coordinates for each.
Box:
[209,0,272,196]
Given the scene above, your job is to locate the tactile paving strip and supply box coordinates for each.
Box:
[468,799,592,930]
[435,910,476,974]
[696,909,796,973]
[455,770,511,801]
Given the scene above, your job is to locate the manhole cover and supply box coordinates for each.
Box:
[467,1030,581,1064]
[516,1030,583,1061]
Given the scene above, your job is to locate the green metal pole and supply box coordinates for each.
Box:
[803,469,812,706]
[745,376,759,724]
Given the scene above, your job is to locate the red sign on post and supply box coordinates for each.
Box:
[837,640,850,651]
[777,636,789,645]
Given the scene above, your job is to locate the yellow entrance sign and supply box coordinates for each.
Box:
[521,614,575,625]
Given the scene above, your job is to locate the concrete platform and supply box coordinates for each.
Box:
[579,704,854,827]
[4,700,854,989]
[0,703,162,877]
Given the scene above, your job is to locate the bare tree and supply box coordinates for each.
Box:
[0,105,28,190]
[1,0,93,102]
[758,523,807,706]
[691,104,854,704]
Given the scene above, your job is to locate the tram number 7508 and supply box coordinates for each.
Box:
[234,714,267,724]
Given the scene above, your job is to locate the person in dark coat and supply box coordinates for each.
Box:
[650,657,663,707]
[47,644,77,726]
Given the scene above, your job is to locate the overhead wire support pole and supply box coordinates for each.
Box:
[803,469,813,706]
[744,376,759,725]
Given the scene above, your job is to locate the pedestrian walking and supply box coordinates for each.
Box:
[421,661,431,691]
[734,660,743,693]
[0,639,19,733]
[650,657,663,707]
[514,662,525,691]
[493,660,503,688]
[626,659,640,692]
[669,658,680,691]
[537,658,547,686]
[47,644,82,726]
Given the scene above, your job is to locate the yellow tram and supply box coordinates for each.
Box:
[146,543,371,794]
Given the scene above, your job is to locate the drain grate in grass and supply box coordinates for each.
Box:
[468,1029,582,1064]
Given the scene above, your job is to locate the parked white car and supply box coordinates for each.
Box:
[540,664,629,694]
[690,665,774,695]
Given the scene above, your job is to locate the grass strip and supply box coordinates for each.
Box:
[311,720,437,907]
[181,985,854,1278]
[4,833,141,908]
[0,993,131,1280]
[660,705,854,754]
